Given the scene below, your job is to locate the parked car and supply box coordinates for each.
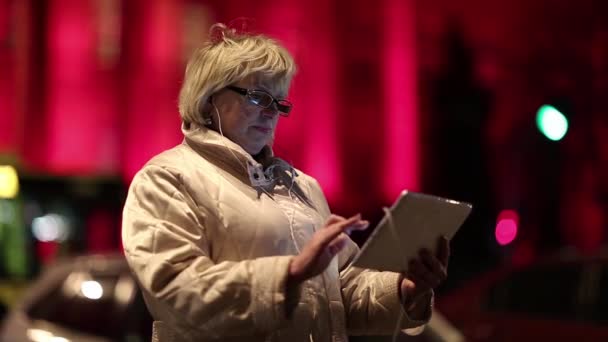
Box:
[437,253,608,341]
[0,254,152,342]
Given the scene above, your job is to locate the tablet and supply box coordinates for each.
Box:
[351,191,472,273]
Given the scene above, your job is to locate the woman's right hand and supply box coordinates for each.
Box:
[287,214,369,284]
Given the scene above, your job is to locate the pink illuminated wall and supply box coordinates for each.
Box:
[5,0,423,212]
[3,0,607,258]
[43,0,120,174]
[121,0,183,180]
[263,0,343,202]
[0,1,18,152]
[382,0,420,200]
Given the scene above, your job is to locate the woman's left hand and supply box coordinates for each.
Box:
[400,236,450,309]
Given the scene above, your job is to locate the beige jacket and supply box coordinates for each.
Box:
[122,123,431,342]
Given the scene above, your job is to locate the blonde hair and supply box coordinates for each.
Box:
[178,23,297,124]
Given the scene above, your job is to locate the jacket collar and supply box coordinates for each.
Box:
[181,121,271,172]
[181,122,314,208]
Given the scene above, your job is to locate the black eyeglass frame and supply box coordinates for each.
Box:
[226,85,292,116]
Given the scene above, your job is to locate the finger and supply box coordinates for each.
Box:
[409,269,436,290]
[436,236,450,267]
[325,214,345,226]
[405,271,431,294]
[409,259,441,289]
[400,276,428,302]
[327,214,362,236]
[345,220,369,235]
[419,249,447,282]
[327,233,349,255]
[320,214,369,248]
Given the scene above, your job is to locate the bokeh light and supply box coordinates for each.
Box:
[0,165,19,199]
[495,209,519,246]
[31,214,70,242]
[81,280,103,300]
[536,104,569,141]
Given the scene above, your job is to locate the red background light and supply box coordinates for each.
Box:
[495,210,519,245]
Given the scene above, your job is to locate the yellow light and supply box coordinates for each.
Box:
[0,165,19,199]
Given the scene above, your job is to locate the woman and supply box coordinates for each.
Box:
[122,23,449,341]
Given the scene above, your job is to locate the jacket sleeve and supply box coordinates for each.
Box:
[338,240,433,335]
[122,165,293,340]
[303,177,432,335]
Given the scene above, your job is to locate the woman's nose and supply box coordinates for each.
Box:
[261,104,279,118]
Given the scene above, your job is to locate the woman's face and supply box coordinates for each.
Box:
[209,75,288,155]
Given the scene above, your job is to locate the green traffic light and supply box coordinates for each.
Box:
[536,104,569,141]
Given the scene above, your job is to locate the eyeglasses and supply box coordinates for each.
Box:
[226,85,292,116]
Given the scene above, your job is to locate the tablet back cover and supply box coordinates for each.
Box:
[352,191,472,273]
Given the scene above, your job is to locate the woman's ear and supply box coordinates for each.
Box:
[200,96,212,113]
[200,96,213,125]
